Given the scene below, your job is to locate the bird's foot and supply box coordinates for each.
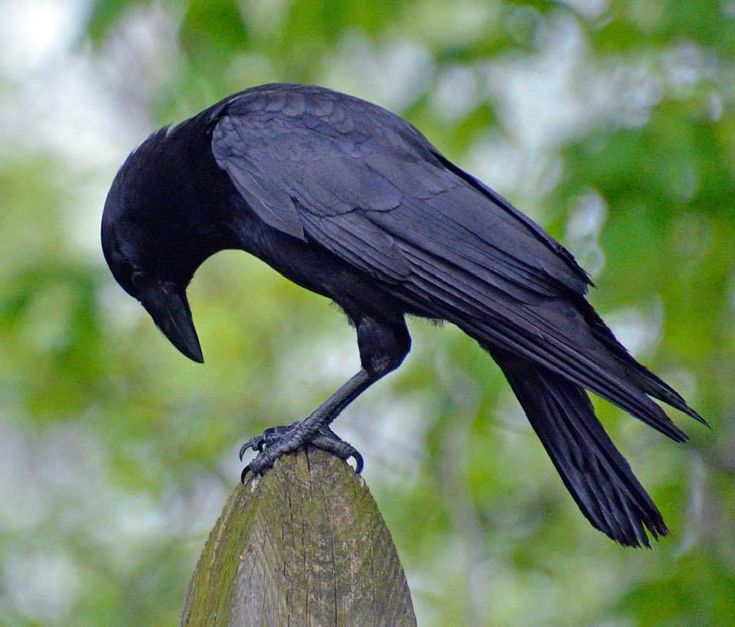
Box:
[239,423,363,481]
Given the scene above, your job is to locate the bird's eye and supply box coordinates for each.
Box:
[131,271,148,289]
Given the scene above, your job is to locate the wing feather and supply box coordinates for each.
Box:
[209,84,696,440]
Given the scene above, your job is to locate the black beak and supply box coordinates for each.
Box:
[140,282,204,363]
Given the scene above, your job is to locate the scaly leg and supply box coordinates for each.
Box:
[240,314,410,479]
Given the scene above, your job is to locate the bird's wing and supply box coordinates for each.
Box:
[211,85,588,292]
[211,85,695,440]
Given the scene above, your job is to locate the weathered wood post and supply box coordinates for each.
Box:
[181,446,416,626]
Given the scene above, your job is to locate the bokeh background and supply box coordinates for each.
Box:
[1,0,734,624]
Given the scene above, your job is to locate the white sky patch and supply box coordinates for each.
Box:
[278,331,359,392]
[351,393,427,486]
[0,424,50,532]
[0,0,181,262]
[484,14,592,155]
[461,12,719,216]
[660,368,698,404]
[459,14,596,210]
[0,419,230,615]
[430,64,480,121]
[565,189,608,277]
[559,0,610,20]
[0,0,85,77]
[465,132,525,196]
[97,280,147,333]
[321,32,434,112]
[604,299,664,358]
[662,40,719,98]
[3,548,81,623]
[566,190,607,242]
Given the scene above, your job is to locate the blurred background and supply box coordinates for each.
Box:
[1,0,734,624]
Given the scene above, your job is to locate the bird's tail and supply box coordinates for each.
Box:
[491,349,668,547]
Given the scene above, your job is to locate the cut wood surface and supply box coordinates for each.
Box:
[181,445,416,626]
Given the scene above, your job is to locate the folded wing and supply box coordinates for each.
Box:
[211,85,702,441]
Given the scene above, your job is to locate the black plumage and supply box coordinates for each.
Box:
[101,83,705,547]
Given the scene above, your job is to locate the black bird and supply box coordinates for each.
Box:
[102,83,705,547]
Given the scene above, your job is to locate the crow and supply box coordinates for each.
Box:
[101,83,705,547]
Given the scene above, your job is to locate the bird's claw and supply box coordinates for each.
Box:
[239,435,267,461]
[238,439,260,461]
[239,423,364,482]
[239,454,281,482]
[238,425,293,460]
[347,449,364,474]
[312,434,363,474]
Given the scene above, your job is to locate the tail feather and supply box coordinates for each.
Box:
[493,350,668,547]
[578,297,707,427]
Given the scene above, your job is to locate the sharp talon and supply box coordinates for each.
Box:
[352,452,364,474]
[240,464,251,483]
[239,436,263,460]
[239,440,255,461]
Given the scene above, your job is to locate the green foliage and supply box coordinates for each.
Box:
[85,0,147,43]
[180,0,250,74]
[2,0,734,624]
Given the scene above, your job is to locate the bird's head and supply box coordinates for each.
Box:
[101,128,206,364]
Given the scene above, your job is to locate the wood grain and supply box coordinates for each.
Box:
[181,446,416,626]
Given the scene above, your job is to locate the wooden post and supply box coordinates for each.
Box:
[181,446,416,626]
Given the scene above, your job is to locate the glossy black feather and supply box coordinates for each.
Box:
[211,84,699,444]
[495,350,668,547]
[102,83,704,547]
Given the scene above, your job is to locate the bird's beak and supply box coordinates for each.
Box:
[140,282,204,363]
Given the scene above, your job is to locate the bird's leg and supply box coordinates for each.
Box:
[240,315,410,479]
[240,370,372,476]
